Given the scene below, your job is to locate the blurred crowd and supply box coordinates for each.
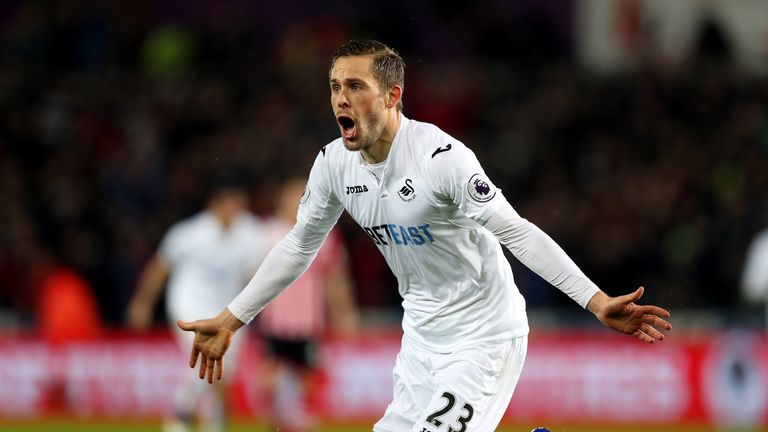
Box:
[1,0,767,328]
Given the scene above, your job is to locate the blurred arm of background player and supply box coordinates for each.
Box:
[126,254,170,330]
[325,263,359,336]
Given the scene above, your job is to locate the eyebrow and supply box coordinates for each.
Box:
[329,77,366,85]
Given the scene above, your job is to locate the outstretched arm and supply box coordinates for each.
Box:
[227,223,331,323]
[483,200,600,308]
[484,199,671,342]
[425,138,672,342]
[179,149,342,382]
[178,223,332,382]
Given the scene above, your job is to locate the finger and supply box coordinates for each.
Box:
[189,345,200,368]
[636,305,671,319]
[207,357,215,384]
[632,328,654,343]
[177,320,195,331]
[641,314,673,331]
[216,358,224,381]
[641,323,665,341]
[199,355,208,379]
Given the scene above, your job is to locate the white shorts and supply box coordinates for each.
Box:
[373,335,527,432]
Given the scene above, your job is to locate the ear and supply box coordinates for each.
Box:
[385,84,403,110]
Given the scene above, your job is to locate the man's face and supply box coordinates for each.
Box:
[211,189,248,223]
[330,55,388,152]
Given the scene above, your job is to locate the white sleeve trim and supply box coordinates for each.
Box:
[483,196,601,308]
[227,222,329,324]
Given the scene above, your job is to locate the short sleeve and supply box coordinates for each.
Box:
[158,224,184,266]
[296,149,344,234]
[428,141,504,224]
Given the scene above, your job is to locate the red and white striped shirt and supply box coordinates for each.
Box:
[257,218,347,340]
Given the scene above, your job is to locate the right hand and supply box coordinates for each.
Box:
[177,309,245,383]
[177,318,234,383]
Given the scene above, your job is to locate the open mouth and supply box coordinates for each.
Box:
[337,115,357,140]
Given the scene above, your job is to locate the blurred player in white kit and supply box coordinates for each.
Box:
[741,226,768,329]
[178,40,673,432]
[127,173,265,432]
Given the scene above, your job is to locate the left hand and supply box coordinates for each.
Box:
[587,286,672,343]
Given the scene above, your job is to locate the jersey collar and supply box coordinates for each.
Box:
[359,113,409,198]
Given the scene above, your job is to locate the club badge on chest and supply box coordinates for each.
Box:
[396,178,416,202]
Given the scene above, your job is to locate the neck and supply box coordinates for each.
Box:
[211,208,234,229]
[277,208,296,224]
[361,111,400,164]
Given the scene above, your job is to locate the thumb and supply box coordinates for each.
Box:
[620,286,644,304]
[177,320,195,331]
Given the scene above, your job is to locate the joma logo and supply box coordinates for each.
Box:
[346,185,369,195]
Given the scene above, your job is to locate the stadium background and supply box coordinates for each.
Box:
[1,0,767,430]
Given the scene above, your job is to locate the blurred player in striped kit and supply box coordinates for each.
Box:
[257,177,358,431]
[127,173,266,432]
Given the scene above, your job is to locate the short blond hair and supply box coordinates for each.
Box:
[330,39,405,111]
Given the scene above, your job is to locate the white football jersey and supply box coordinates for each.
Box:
[160,211,266,323]
[298,115,528,351]
[742,228,768,326]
